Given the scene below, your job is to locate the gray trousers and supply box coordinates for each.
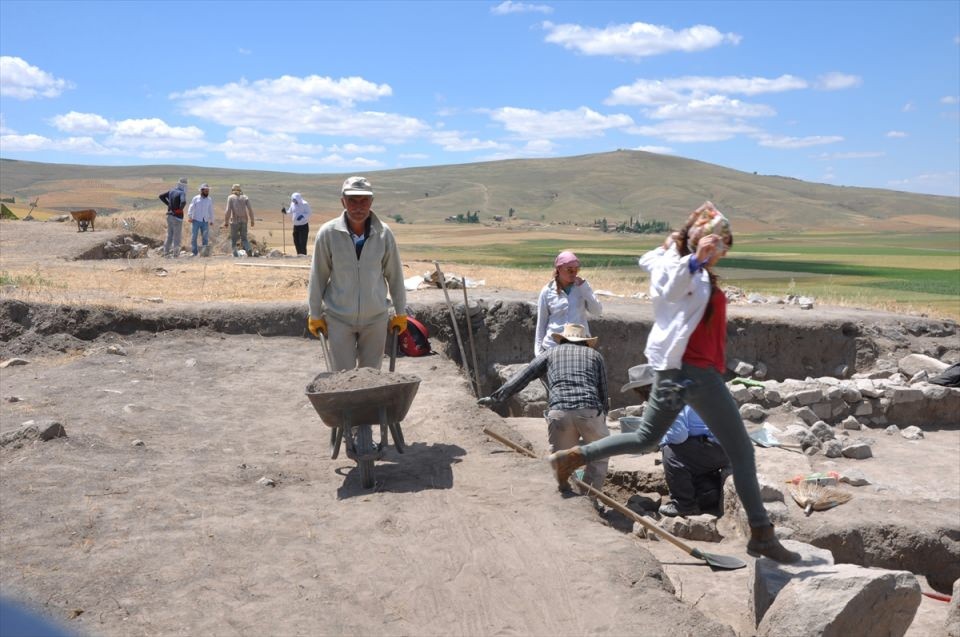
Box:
[547,407,609,492]
[325,314,388,371]
[164,215,183,256]
[229,222,252,255]
[580,364,770,528]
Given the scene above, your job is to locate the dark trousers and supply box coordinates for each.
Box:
[293,224,309,255]
[661,436,731,510]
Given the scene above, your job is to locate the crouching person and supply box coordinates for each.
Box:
[478,323,610,505]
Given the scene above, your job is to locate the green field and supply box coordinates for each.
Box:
[406,230,960,319]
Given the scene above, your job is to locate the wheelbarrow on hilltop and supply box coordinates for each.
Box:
[305,332,421,489]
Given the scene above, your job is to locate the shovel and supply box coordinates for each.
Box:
[482,428,747,571]
[749,429,803,452]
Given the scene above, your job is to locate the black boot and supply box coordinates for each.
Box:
[747,524,801,563]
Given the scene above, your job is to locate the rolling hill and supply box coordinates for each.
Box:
[1,151,957,231]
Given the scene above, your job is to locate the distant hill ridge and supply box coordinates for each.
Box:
[1,151,956,231]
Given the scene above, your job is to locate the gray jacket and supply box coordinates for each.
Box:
[308,211,406,326]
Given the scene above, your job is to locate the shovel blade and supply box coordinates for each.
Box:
[691,548,747,570]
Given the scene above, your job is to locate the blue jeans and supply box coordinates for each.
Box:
[190,220,209,255]
[580,363,770,528]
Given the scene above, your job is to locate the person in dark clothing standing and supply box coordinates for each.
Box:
[158,177,188,258]
[478,323,610,503]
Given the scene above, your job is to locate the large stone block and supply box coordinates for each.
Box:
[756,564,921,637]
[751,541,835,626]
[898,353,949,378]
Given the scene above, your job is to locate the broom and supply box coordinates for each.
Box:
[788,480,852,516]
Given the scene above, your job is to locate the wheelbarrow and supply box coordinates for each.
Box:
[305,329,420,489]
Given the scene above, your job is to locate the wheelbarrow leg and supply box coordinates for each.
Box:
[388,421,406,453]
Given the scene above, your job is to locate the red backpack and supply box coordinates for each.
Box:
[398,317,431,356]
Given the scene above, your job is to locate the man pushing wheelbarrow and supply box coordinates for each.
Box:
[305,176,412,489]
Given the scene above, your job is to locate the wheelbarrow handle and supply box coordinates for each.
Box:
[389,326,399,372]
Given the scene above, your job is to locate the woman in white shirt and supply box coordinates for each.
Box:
[534,251,602,356]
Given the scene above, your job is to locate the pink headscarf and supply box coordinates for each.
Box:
[686,201,732,252]
[554,251,579,268]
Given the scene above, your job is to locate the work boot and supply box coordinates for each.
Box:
[747,524,801,563]
[548,447,586,489]
[658,501,700,517]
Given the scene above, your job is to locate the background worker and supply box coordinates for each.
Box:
[621,363,731,517]
[158,177,188,258]
[186,183,214,257]
[307,176,407,371]
[478,323,610,505]
[534,251,602,356]
[283,192,312,256]
[223,184,254,257]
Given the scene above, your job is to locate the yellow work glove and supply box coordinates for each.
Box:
[307,316,327,338]
[389,314,408,334]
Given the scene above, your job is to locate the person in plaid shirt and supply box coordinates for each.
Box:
[478,324,610,502]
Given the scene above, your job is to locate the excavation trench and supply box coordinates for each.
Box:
[1,297,957,593]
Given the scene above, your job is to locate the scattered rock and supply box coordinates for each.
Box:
[257,477,276,487]
[810,421,836,441]
[823,440,844,458]
[131,439,145,447]
[841,442,873,460]
[793,406,818,426]
[839,469,871,486]
[751,541,835,627]
[900,426,924,441]
[0,419,67,447]
[5,396,22,403]
[740,403,766,422]
[0,358,30,368]
[659,514,722,542]
[107,344,127,356]
[840,416,862,431]
[185,358,197,368]
[898,353,949,378]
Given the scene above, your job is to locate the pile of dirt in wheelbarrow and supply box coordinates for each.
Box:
[306,367,421,392]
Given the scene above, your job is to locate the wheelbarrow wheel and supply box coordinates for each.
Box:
[356,426,376,489]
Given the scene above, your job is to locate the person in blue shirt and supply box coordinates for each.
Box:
[657,405,731,517]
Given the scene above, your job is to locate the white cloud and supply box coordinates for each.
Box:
[633,145,674,154]
[814,151,885,160]
[173,75,428,140]
[106,118,206,150]
[491,1,552,15]
[888,171,960,196]
[756,134,843,148]
[941,95,959,105]
[49,111,111,134]
[0,133,53,151]
[238,48,252,55]
[542,21,740,59]
[815,72,862,90]
[0,114,11,135]
[648,95,775,120]
[430,130,510,151]
[628,119,759,143]
[607,75,806,106]
[0,133,117,155]
[902,101,915,112]
[490,106,633,139]
[218,127,384,167]
[886,130,908,138]
[0,56,74,100]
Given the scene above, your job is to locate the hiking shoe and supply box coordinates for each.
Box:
[548,447,585,489]
[658,501,701,517]
[747,524,801,563]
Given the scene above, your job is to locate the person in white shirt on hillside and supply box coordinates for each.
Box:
[283,192,312,256]
[534,251,603,356]
[186,183,214,257]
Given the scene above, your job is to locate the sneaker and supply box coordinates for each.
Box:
[658,501,701,517]
[747,524,801,563]
[548,447,585,489]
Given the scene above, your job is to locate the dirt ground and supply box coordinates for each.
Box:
[1,219,957,636]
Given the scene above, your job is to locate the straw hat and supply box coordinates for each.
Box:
[550,323,598,347]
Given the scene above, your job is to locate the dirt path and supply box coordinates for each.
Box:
[1,332,728,636]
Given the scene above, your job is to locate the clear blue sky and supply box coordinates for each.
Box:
[1,1,958,196]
